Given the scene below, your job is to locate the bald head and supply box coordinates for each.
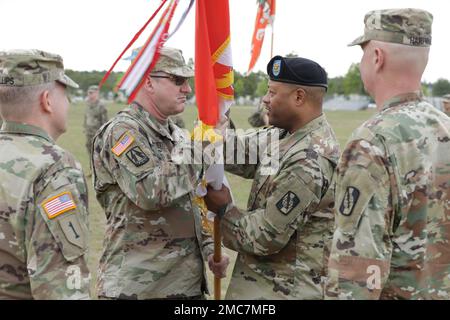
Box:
[360,40,430,106]
[371,40,429,76]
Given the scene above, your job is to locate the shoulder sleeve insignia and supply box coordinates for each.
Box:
[126,146,150,167]
[111,131,135,156]
[276,191,300,215]
[339,186,360,216]
[41,191,77,219]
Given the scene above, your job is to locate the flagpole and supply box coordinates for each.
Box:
[270,20,274,57]
[213,215,222,300]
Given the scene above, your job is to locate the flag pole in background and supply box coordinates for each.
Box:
[247,0,276,74]
[270,10,275,57]
[194,0,234,300]
[98,0,168,91]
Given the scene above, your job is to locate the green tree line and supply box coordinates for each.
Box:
[67,65,450,99]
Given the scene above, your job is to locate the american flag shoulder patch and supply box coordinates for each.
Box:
[111,131,135,156]
[42,191,77,219]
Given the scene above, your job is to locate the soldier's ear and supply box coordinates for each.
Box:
[39,89,53,114]
[374,47,385,72]
[144,75,156,93]
[294,87,307,106]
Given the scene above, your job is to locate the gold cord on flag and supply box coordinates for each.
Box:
[191,121,223,235]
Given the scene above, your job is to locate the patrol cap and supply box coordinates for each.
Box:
[267,55,328,90]
[443,94,450,102]
[152,47,194,78]
[88,85,99,92]
[349,8,433,47]
[0,49,79,88]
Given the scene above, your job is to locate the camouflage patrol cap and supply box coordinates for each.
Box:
[0,49,79,88]
[443,94,450,102]
[152,47,194,77]
[349,8,433,47]
[88,85,99,92]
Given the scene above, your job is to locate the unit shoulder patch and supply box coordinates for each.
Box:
[276,191,300,215]
[339,186,360,216]
[126,146,150,167]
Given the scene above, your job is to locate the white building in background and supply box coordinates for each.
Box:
[324,94,446,111]
[323,94,371,111]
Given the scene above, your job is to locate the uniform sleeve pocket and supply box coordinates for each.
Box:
[38,185,88,262]
[110,129,156,177]
[335,168,376,235]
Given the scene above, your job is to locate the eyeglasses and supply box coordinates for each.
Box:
[150,74,189,86]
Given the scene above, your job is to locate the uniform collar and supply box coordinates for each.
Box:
[279,113,327,157]
[289,113,326,141]
[0,121,53,143]
[129,102,174,141]
[381,91,423,111]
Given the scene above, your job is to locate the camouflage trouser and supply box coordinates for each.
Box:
[85,133,95,160]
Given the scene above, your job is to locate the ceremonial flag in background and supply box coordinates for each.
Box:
[99,0,184,103]
[247,0,276,74]
[117,0,178,102]
[195,0,234,127]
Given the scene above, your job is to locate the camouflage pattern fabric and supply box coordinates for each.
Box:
[84,99,107,158]
[222,114,340,299]
[92,102,213,299]
[349,8,433,47]
[0,49,78,88]
[169,114,185,129]
[0,122,90,300]
[326,92,450,300]
[151,47,194,78]
[248,102,268,128]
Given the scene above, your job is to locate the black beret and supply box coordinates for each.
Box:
[267,55,328,90]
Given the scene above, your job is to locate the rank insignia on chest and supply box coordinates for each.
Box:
[112,131,135,156]
[126,146,150,167]
[276,191,300,215]
[41,191,77,219]
[339,186,360,216]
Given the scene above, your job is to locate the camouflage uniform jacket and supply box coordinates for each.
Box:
[0,122,90,299]
[92,103,213,299]
[326,92,450,300]
[222,114,340,299]
[84,99,107,136]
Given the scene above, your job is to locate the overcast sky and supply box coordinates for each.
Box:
[1,0,448,82]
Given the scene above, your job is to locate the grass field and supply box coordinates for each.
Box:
[58,102,376,298]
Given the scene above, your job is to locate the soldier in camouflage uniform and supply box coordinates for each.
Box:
[326,9,450,300]
[84,85,107,163]
[169,114,186,128]
[0,50,91,299]
[205,56,340,299]
[92,47,228,300]
[442,94,450,117]
[248,98,269,128]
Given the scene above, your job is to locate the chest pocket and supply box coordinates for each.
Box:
[151,140,169,162]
